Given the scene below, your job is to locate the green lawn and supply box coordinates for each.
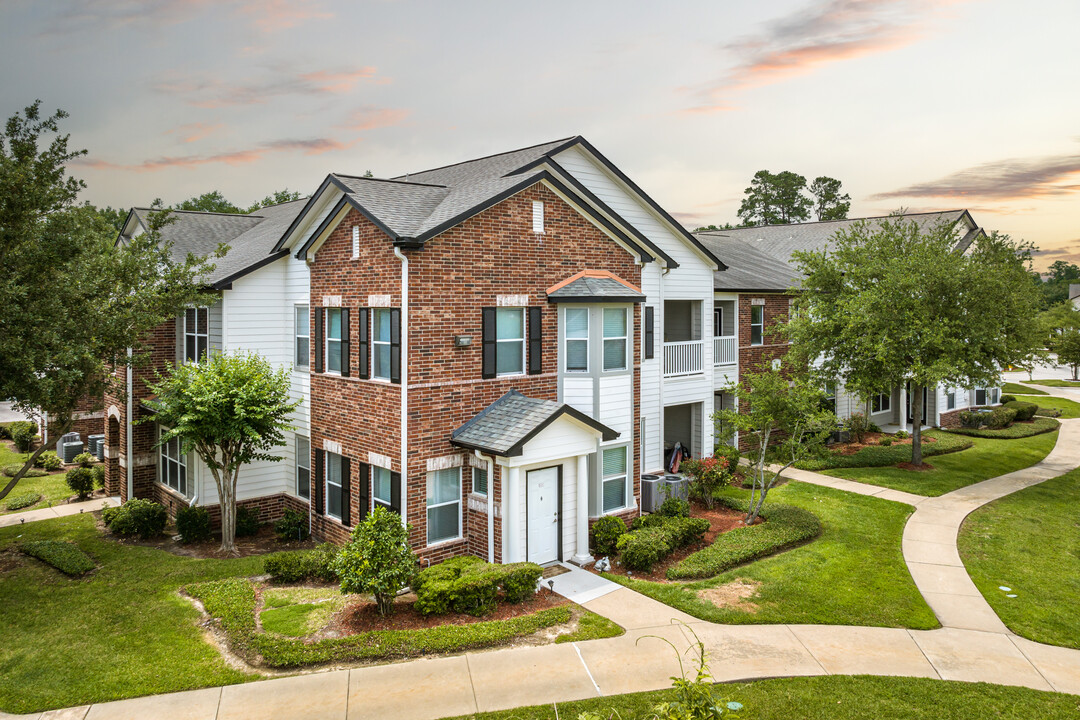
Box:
[0,442,75,514]
[1031,395,1080,419]
[444,676,1080,720]
[823,429,1058,496]
[959,467,1080,649]
[1002,381,1048,395]
[1031,378,1080,387]
[607,483,937,629]
[0,513,264,714]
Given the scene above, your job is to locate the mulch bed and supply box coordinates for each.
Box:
[101,520,317,559]
[333,587,569,634]
[896,462,936,472]
[592,502,760,583]
[830,432,937,456]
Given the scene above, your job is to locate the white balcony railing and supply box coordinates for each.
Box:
[713,335,737,366]
[663,340,704,377]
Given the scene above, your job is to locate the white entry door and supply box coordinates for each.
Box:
[526,467,559,564]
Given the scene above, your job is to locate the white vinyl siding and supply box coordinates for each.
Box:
[326,452,343,520]
[373,466,392,508]
[427,467,461,544]
[496,308,525,376]
[373,308,392,380]
[601,446,628,513]
[294,305,309,368]
[565,307,589,372]
[602,308,627,371]
[947,391,956,410]
[296,435,310,500]
[326,308,342,374]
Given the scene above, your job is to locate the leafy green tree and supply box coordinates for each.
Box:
[86,203,127,232]
[788,216,1042,466]
[246,189,304,213]
[1054,329,1080,380]
[334,506,417,616]
[693,222,737,233]
[737,170,812,226]
[1032,260,1080,308]
[174,190,242,214]
[0,101,216,498]
[808,176,851,221]
[714,365,838,524]
[146,352,299,554]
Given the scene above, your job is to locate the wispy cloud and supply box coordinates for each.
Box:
[43,0,331,34]
[155,67,380,108]
[872,150,1080,201]
[235,0,332,32]
[338,106,410,132]
[1031,241,1080,270]
[686,0,957,113]
[163,122,224,144]
[74,137,354,172]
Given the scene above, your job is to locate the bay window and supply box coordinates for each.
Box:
[565,307,589,372]
[602,308,627,371]
[601,446,628,513]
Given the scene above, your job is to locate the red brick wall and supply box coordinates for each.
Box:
[938,408,965,429]
[737,293,793,451]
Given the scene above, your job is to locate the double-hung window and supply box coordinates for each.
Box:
[159,428,187,496]
[294,305,309,368]
[184,307,209,363]
[373,466,392,509]
[373,309,392,380]
[326,452,343,520]
[326,309,342,374]
[750,305,764,346]
[472,466,488,496]
[295,436,310,500]
[871,392,891,414]
[947,391,956,410]
[426,467,461,544]
[975,388,987,406]
[601,446,628,513]
[602,308,627,371]
[565,307,589,372]
[496,308,525,376]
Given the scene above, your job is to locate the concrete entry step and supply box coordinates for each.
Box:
[544,562,621,605]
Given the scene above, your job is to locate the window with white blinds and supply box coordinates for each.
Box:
[601,446,628,513]
[602,308,627,371]
[426,467,461,544]
[565,307,589,372]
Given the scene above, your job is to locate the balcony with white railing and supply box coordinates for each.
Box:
[663,340,704,377]
[713,335,737,366]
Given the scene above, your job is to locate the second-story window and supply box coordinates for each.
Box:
[373,466,392,509]
[750,305,764,346]
[602,308,627,371]
[184,307,208,363]
[496,308,525,376]
[326,308,342,374]
[565,307,589,372]
[295,305,309,368]
[373,309,392,380]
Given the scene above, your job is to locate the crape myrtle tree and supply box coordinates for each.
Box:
[146,352,299,554]
[1054,329,1080,380]
[788,214,1042,466]
[0,101,218,499]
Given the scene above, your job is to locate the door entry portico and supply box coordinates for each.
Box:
[526,466,560,564]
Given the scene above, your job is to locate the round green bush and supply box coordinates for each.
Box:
[65,467,96,500]
[335,506,417,616]
[999,394,1017,404]
[617,527,669,572]
[590,515,627,557]
[36,451,62,471]
[91,465,105,488]
[102,498,167,539]
[658,495,690,518]
[72,452,95,468]
[10,423,36,453]
[176,506,212,543]
[1004,400,1038,422]
[235,506,261,537]
[274,508,310,541]
[880,437,893,446]
[985,405,1017,429]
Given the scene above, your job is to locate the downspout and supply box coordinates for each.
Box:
[126,347,133,501]
[475,450,496,563]
[394,247,409,528]
[657,263,670,480]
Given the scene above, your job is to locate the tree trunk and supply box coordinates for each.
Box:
[213,466,240,555]
[911,384,924,467]
[0,419,71,501]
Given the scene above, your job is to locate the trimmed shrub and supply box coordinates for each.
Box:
[1,464,47,478]
[658,495,690,518]
[500,562,543,603]
[713,444,742,472]
[985,405,1017,430]
[959,410,984,429]
[894,430,909,439]
[92,465,105,488]
[1004,400,1038,422]
[847,412,870,443]
[72,452,95,468]
[4,491,41,511]
[944,416,1060,439]
[413,556,542,616]
[20,540,95,576]
[867,421,882,433]
[102,498,167,539]
[65,466,95,500]
[617,527,668,572]
[796,431,972,471]
[274,508,310,541]
[10,422,35,453]
[264,543,340,584]
[235,506,261,537]
[35,451,61,470]
[335,506,418,616]
[590,515,627,556]
[999,394,1017,404]
[879,437,893,446]
[1035,407,1062,418]
[176,506,212,543]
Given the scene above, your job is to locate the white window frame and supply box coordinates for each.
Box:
[295,435,310,500]
[602,307,628,372]
[472,466,488,497]
[601,445,630,514]
[426,467,462,545]
[184,306,209,364]
[564,306,589,373]
[326,452,342,520]
[158,426,188,496]
[294,305,309,369]
[326,308,343,375]
[947,391,956,410]
[871,392,891,414]
[373,308,392,381]
[750,305,764,346]
[373,466,392,509]
[495,307,525,377]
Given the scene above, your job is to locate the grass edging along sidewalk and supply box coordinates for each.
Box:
[607,483,937,630]
[943,416,1060,439]
[822,429,1059,497]
[1029,395,1080,419]
[1030,378,1080,388]
[796,430,973,471]
[188,578,609,668]
[665,498,820,580]
[440,676,1080,720]
[959,467,1080,651]
[1003,381,1048,395]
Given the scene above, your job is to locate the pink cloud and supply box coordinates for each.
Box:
[235,0,332,32]
[43,0,331,34]
[163,122,224,143]
[154,66,382,108]
[339,106,411,132]
[73,137,355,173]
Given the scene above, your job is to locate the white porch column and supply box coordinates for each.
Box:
[573,453,593,565]
[899,386,908,433]
[506,465,522,563]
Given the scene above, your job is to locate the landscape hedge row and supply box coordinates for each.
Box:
[796,431,972,471]
[4,492,41,511]
[665,498,821,580]
[19,540,95,576]
[616,515,710,572]
[263,543,339,583]
[943,416,1060,439]
[412,556,542,616]
[187,577,570,668]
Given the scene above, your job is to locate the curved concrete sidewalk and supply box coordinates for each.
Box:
[0,496,118,530]
[9,421,1080,719]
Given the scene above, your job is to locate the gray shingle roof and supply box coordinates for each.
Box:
[450,389,618,457]
[695,235,802,291]
[547,271,645,302]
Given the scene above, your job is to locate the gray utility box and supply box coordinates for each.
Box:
[61,441,84,464]
[640,474,662,513]
[55,431,80,457]
[662,474,690,504]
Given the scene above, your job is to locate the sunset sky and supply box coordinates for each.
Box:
[2,0,1078,269]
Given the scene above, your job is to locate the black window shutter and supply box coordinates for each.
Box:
[528,307,542,375]
[481,307,496,379]
[358,463,370,522]
[645,306,655,359]
[390,471,401,515]
[357,308,369,379]
[390,308,402,384]
[340,309,351,378]
[313,449,325,515]
[314,308,324,372]
[340,457,351,526]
